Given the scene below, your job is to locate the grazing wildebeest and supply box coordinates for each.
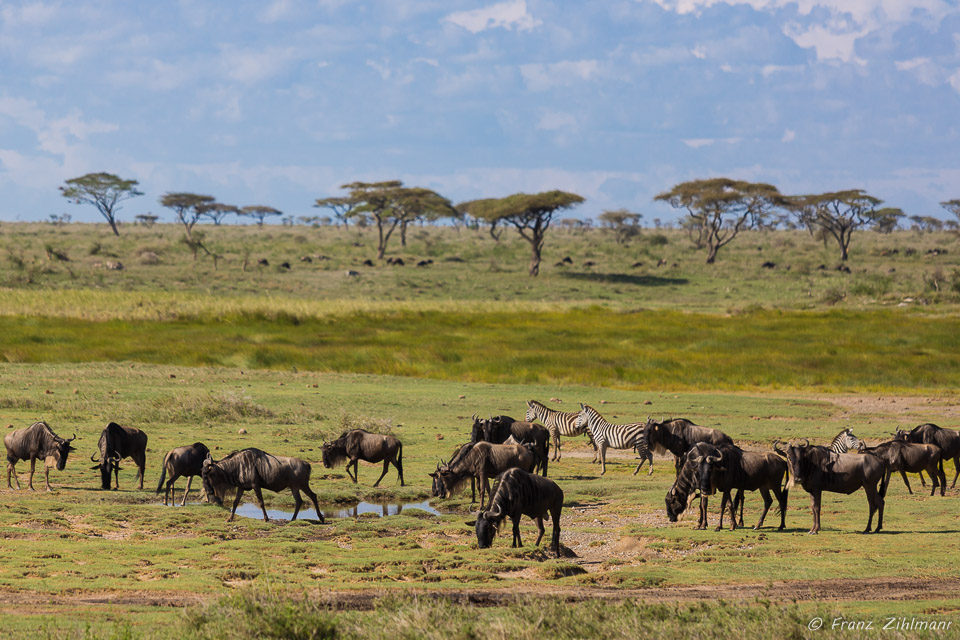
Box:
[775,439,885,534]
[431,442,477,501]
[90,422,147,490]
[430,441,536,508]
[897,424,960,488]
[574,405,648,475]
[859,439,945,497]
[693,444,788,531]
[645,417,734,474]
[156,442,211,506]
[201,448,323,523]
[665,443,717,528]
[320,429,404,487]
[4,421,76,491]
[525,400,597,462]
[469,468,564,557]
[476,415,549,477]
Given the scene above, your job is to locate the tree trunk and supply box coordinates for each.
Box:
[706,244,719,264]
[528,235,543,276]
[400,220,408,247]
[105,214,120,236]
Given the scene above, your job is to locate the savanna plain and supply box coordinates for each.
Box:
[1,222,960,639]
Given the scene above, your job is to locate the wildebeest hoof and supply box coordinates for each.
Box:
[714,525,722,532]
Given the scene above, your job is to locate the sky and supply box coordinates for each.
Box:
[0,0,958,225]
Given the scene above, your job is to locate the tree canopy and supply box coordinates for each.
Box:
[59,172,144,236]
[159,192,215,237]
[598,209,642,244]
[941,199,960,223]
[655,178,783,263]
[240,205,283,227]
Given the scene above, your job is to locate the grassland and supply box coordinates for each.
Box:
[1,222,959,637]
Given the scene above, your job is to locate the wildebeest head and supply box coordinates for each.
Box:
[694,452,725,496]
[428,462,446,498]
[473,505,504,549]
[90,450,121,490]
[893,428,908,442]
[320,440,346,469]
[782,439,810,490]
[201,454,225,506]
[470,414,484,443]
[51,433,76,471]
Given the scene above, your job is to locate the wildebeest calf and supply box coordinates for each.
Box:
[156,442,211,506]
[321,429,404,487]
[4,421,76,491]
[201,448,324,523]
[470,468,564,557]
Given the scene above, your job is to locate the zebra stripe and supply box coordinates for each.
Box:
[575,404,647,475]
[831,429,863,454]
[526,400,595,462]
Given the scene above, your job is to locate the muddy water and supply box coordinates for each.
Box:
[232,500,441,521]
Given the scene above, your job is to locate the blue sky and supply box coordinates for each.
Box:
[1,0,958,225]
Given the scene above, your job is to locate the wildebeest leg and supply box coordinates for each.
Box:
[470,477,476,505]
[875,486,885,532]
[715,492,731,531]
[113,462,120,490]
[951,457,960,489]
[936,459,946,497]
[534,516,545,547]
[228,488,245,522]
[137,460,145,490]
[550,505,562,557]
[809,491,821,534]
[290,488,303,521]
[755,488,773,530]
[346,458,358,483]
[697,495,708,530]
[898,469,912,494]
[925,463,940,497]
[253,485,269,522]
[181,476,192,506]
[28,458,36,491]
[512,516,522,548]
[7,462,20,490]
[373,459,390,487]
[776,488,788,531]
[303,485,324,523]
[44,464,52,492]
[918,470,927,487]
[552,429,560,461]
[482,475,493,510]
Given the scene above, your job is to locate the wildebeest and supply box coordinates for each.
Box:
[156,442,211,506]
[897,424,960,488]
[4,421,76,491]
[469,468,564,557]
[665,443,716,528]
[692,444,788,531]
[473,414,549,477]
[645,417,734,473]
[90,422,147,490]
[860,439,945,497]
[320,429,404,487]
[431,442,477,501]
[430,441,536,508]
[775,439,885,534]
[201,448,323,523]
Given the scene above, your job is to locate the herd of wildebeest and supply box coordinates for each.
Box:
[4,398,960,558]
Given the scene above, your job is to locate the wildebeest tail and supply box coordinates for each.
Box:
[155,450,172,494]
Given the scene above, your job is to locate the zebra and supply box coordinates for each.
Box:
[830,428,864,454]
[574,404,647,475]
[525,400,597,462]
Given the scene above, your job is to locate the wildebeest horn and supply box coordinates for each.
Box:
[692,455,703,464]
[90,452,100,462]
[772,439,785,456]
[471,413,478,422]
[800,438,809,448]
[706,454,722,464]
[67,433,76,442]
[489,505,501,518]
[108,453,121,464]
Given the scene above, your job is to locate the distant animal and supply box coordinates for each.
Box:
[90,422,147,490]
[583,261,595,267]
[362,259,374,266]
[4,421,76,491]
[644,417,734,474]
[416,259,433,267]
[321,429,404,487]
[761,261,776,269]
[897,424,960,488]
[829,428,864,454]
[525,400,596,462]
[469,468,564,557]
[478,415,549,477]
[280,261,291,269]
[631,261,644,268]
[775,439,885,534]
[257,258,269,266]
[300,256,313,263]
[201,448,323,523]
[861,439,945,496]
[574,405,648,475]
[387,257,405,266]
[156,442,211,506]
[561,256,573,264]
[657,258,667,267]
[430,441,536,508]
[691,444,788,531]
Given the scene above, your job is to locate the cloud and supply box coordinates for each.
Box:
[0,2,57,26]
[950,68,960,94]
[784,22,866,62]
[519,60,600,91]
[537,110,577,131]
[219,45,302,84]
[258,0,296,23]
[781,129,796,142]
[682,137,742,148]
[443,0,541,34]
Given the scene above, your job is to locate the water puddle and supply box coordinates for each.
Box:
[232,500,441,521]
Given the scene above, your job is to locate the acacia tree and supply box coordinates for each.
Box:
[941,199,960,224]
[457,199,504,241]
[655,178,783,264]
[314,195,358,229]
[786,190,882,261]
[159,192,215,238]
[598,209,642,244]
[874,207,905,234]
[461,190,584,276]
[59,172,143,236]
[240,205,283,227]
[197,202,239,225]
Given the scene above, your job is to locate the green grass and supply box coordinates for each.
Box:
[1,309,958,392]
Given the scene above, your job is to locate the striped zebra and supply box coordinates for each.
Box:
[830,428,864,454]
[574,404,647,475]
[525,400,597,462]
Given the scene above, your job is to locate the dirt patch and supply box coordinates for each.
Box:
[821,395,960,423]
